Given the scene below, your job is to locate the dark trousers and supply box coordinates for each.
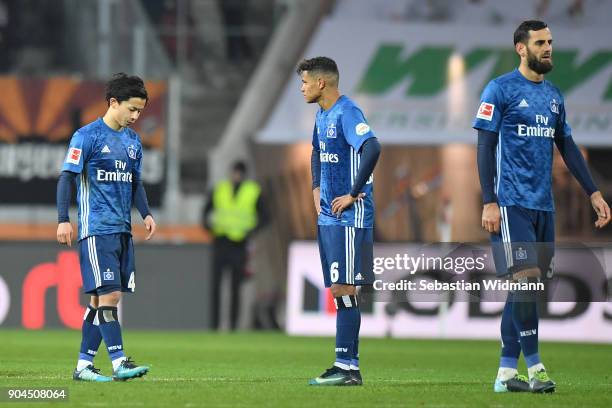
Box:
[211,237,247,330]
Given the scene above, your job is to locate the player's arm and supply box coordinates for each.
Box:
[331,137,381,215]
[56,171,77,246]
[133,149,156,240]
[554,98,610,228]
[57,130,89,246]
[331,108,380,215]
[311,125,321,215]
[473,79,504,234]
[477,129,501,233]
[554,134,610,228]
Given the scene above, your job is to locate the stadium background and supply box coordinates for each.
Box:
[0,0,611,406]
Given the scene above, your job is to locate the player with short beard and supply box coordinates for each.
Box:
[474,20,610,394]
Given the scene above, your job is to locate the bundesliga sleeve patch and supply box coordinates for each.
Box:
[65,147,82,165]
[355,122,370,136]
[476,102,495,121]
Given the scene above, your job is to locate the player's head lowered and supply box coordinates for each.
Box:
[296,56,339,103]
[513,20,553,75]
[105,73,149,128]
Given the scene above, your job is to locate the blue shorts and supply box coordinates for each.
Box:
[490,205,555,277]
[317,225,374,287]
[78,233,136,295]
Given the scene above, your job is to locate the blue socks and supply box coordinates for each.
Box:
[499,293,520,370]
[334,295,360,371]
[97,306,126,365]
[77,305,103,369]
[498,290,541,377]
[513,298,540,367]
[351,307,361,371]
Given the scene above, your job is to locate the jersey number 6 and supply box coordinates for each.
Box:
[330,262,339,283]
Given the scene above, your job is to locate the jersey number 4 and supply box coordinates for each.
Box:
[128,272,136,292]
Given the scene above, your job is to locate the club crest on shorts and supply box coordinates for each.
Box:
[103,268,115,281]
[515,247,527,261]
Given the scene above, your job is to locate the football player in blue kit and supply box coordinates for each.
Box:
[56,73,156,382]
[474,21,610,393]
[298,57,381,386]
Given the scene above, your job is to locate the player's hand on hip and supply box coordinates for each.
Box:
[331,193,366,216]
[590,191,611,228]
[56,222,73,247]
[144,215,157,240]
[481,202,501,234]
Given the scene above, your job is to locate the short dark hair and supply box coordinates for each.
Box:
[296,56,339,85]
[514,20,548,45]
[105,72,148,105]
[232,160,247,175]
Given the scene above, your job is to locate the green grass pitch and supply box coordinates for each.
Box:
[0,330,611,407]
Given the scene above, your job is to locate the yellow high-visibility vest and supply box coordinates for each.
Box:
[212,180,261,242]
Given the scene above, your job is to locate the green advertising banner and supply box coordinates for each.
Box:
[259,20,612,145]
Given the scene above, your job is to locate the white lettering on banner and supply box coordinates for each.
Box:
[0,144,164,183]
[286,242,612,342]
[0,276,10,325]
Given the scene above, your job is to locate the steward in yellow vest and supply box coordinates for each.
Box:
[211,179,261,242]
[202,161,267,330]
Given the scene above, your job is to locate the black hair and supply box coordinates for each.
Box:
[105,73,148,105]
[514,20,548,45]
[296,56,339,85]
[232,161,247,175]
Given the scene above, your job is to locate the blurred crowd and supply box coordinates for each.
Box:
[0,0,64,73]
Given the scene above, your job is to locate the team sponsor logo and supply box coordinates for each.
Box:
[103,269,114,281]
[326,123,337,138]
[320,152,339,163]
[476,102,494,121]
[550,98,559,114]
[319,140,339,163]
[517,115,555,138]
[97,160,133,182]
[127,144,138,160]
[355,122,370,136]
[65,147,82,165]
[515,247,527,260]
